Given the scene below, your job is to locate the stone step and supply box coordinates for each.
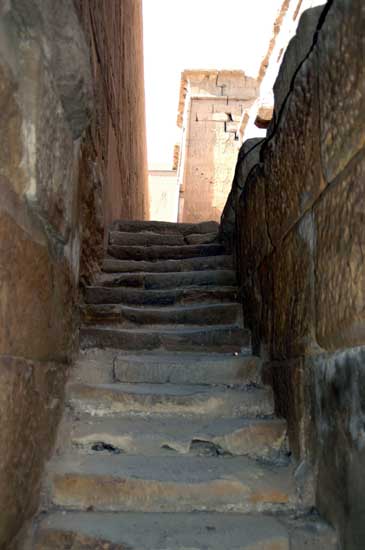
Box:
[110,219,219,236]
[185,231,218,245]
[80,324,250,352]
[35,512,292,549]
[84,284,238,306]
[68,383,274,418]
[80,302,242,327]
[107,243,226,262]
[109,230,185,247]
[96,269,237,289]
[70,415,287,460]
[112,351,261,385]
[103,255,233,274]
[50,454,297,513]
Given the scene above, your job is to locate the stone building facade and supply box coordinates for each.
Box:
[176,70,259,223]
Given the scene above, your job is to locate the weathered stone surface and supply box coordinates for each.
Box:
[36,512,291,550]
[185,232,218,245]
[314,150,365,350]
[9,0,92,138]
[113,352,261,386]
[0,201,73,362]
[309,348,365,550]
[0,356,66,548]
[103,254,233,274]
[97,269,236,289]
[80,325,250,353]
[220,138,263,249]
[36,529,125,550]
[84,284,237,307]
[273,6,325,119]
[109,231,185,247]
[111,219,219,236]
[69,382,274,419]
[238,164,272,279]
[318,0,365,182]
[271,212,316,359]
[51,454,297,513]
[80,302,241,327]
[107,243,225,261]
[264,51,325,246]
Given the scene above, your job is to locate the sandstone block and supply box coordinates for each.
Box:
[238,164,273,280]
[271,212,316,360]
[314,150,365,350]
[0,196,74,361]
[264,51,325,246]
[0,356,66,548]
[318,0,365,182]
[273,6,325,118]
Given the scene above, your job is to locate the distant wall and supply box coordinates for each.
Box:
[222,2,365,548]
[177,71,258,223]
[75,0,149,279]
[149,171,179,222]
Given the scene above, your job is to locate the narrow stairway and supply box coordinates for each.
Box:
[33,220,337,549]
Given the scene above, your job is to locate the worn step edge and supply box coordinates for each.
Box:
[68,382,274,418]
[103,255,233,274]
[109,230,185,247]
[70,415,287,459]
[107,243,226,262]
[50,454,298,513]
[35,511,293,550]
[80,324,251,353]
[112,352,261,385]
[84,285,238,306]
[80,302,242,327]
[110,219,219,236]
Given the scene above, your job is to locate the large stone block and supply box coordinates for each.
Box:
[271,212,316,360]
[7,0,92,138]
[264,51,325,246]
[0,355,66,548]
[237,164,273,280]
[318,0,365,182]
[314,150,365,351]
[273,6,325,119]
[0,190,74,362]
[309,348,365,549]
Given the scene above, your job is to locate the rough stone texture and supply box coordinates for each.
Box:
[264,51,325,246]
[226,1,365,547]
[318,0,365,183]
[0,357,67,548]
[273,6,325,120]
[0,2,90,547]
[314,150,365,351]
[75,0,148,229]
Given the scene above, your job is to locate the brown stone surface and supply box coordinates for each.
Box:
[238,164,273,280]
[0,205,74,362]
[271,212,316,359]
[318,0,365,183]
[75,0,148,228]
[264,51,325,246]
[0,356,66,548]
[314,150,365,351]
[35,530,127,550]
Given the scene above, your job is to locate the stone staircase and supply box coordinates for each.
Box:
[32,221,337,549]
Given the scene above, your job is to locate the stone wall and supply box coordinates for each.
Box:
[222,2,365,548]
[75,1,148,263]
[0,1,92,547]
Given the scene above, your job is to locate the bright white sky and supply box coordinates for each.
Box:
[143,0,283,170]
